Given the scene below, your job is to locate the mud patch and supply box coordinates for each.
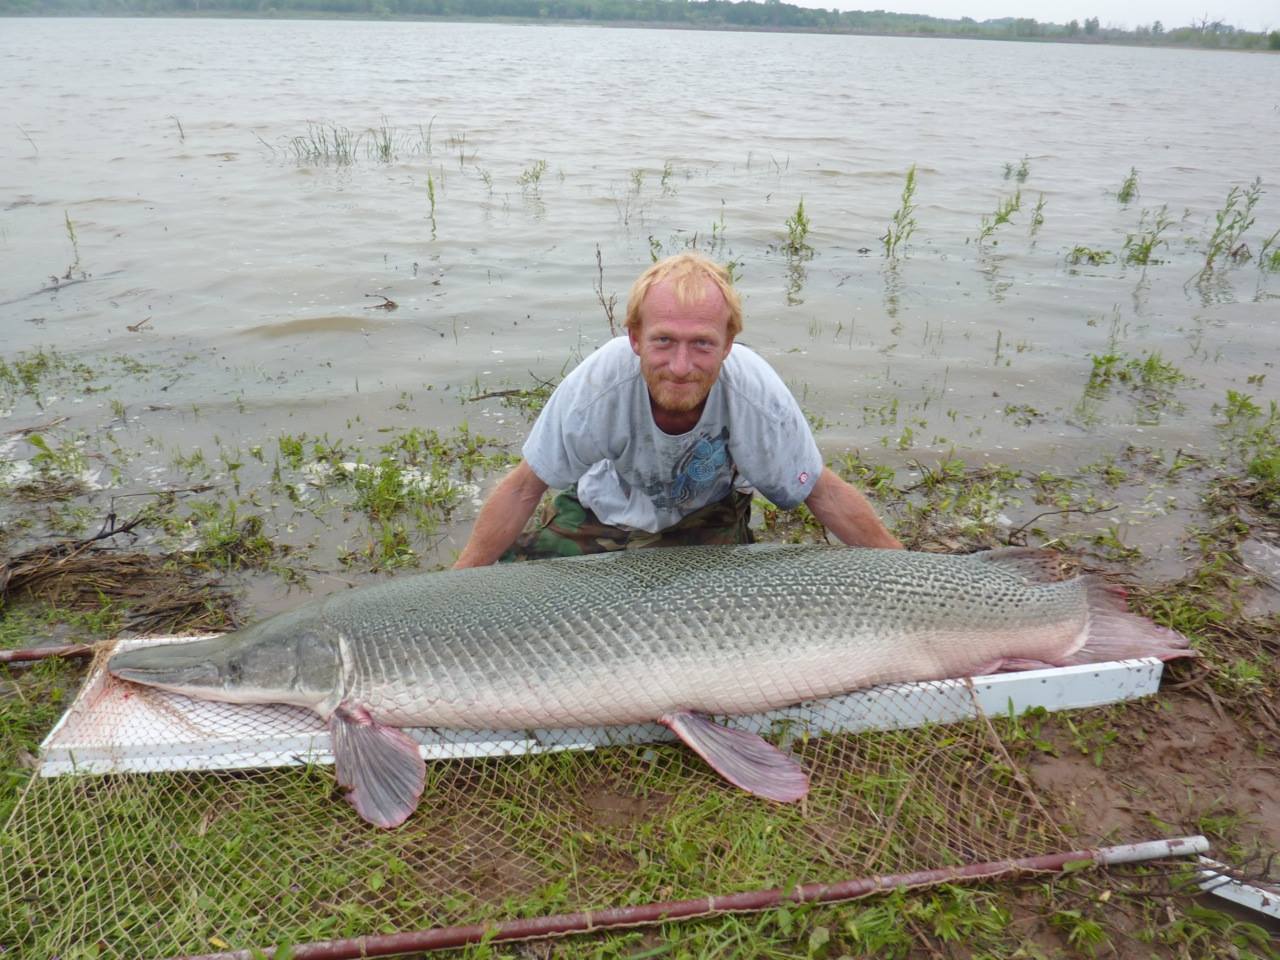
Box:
[1026,693,1280,861]
[582,783,664,831]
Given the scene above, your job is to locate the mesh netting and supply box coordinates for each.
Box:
[0,639,1092,958]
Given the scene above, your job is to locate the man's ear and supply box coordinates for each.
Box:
[628,324,641,355]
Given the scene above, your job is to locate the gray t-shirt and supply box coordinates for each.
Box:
[522,337,824,532]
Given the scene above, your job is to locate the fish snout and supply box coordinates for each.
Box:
[108,644,222,690]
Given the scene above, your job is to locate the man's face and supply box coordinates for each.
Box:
[629,278,734,425]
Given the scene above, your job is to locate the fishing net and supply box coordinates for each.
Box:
[1,637,1146,959]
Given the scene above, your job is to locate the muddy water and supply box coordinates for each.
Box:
[2,18,1279,576]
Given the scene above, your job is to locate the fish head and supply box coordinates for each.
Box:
[108,606,341,709]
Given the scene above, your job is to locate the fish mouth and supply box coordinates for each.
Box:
[108,642,223,689]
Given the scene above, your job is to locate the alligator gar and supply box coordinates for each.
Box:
[107,544,1192,827]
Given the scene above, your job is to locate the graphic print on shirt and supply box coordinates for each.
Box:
[645,428,732,510]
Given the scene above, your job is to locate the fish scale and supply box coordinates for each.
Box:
[108,543,1191,827]
[318,545,1088,728]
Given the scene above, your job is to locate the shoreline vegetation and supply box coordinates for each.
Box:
[2,0,1278,51]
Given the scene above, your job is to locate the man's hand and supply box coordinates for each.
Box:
[453,461,549,568]
[803,467,903,549]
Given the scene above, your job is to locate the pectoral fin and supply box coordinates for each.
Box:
[329,703,426,829]
[661,710,809,803]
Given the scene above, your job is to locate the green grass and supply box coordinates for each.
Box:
[1067,245,1114,266]
[827,452,1027,550]
[1200,176,1262,275]
[467,378,558,421]
[1123,204,1176,265]
[6,727,1269,960]
[0,604,125,823]
[62,210,82,279]
[976,189,1021,245]
[783,198,812,257]
[1029,192,1047,235]
[350,457,452,517]
[378,423,513,479]
[1002,403,1044,426]
[1216,390,1280,512]
[1081,350,1188,425]
[285,118,432,166]
[289,121,357,165]
[324,424,515,569]
[178,500,278,570]
[4,402,515,584]
[369,115,396,162]
[881,164,918,259]
[1133,509,1278,707]
[0,349,159,415]
[0,347,94,410]
[1003,155,1030,183]
[1116,166,1139,204]
[660,159,676,196]
[0,656,74,824]
[23,432,87,481]
[1258,227,1280,272]
[1,708,1068,958]
[518,159,548,193]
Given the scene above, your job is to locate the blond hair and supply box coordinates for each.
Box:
[624,252,743,339]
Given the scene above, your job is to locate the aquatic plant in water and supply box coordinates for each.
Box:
[1117,167,1139,204]
[1067,246,1114,266]
[882,164,918,259]
[977,190,1021,245]
[660,160,676,196]
[1260,228,1280,272]
[289,122,357,165]
[1123,205,1176,265]
[1200,177,1262,275]
[1029,193,1047,236]
[518,159,548,194]
[783,199,812,257]
[62,212,81,280]
[1003,155,1030,182]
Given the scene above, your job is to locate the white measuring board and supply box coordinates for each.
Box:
[39,635,1167,777]
[1198,857,1280,921]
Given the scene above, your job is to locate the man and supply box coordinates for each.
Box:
[454,252,901,568]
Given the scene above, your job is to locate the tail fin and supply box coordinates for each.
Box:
[1059,577,1195,666]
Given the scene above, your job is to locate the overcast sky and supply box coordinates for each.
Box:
[785,0,1275,32]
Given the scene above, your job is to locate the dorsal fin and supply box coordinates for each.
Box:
[969,547,1065,583]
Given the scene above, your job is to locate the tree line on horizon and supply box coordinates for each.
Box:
[3,0,1277,49]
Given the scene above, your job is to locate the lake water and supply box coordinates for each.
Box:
[2,18,1278,575]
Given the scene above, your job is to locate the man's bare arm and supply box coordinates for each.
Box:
[453,461,549,568]
[803,466,903,549]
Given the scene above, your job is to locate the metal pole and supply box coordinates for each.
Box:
[173,835,1208,960]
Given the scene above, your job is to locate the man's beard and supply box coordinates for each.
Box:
[643,368,713,415]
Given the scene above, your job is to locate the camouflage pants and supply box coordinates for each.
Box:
[501,486,754,562]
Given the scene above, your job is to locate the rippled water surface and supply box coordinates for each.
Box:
[3,18,1279,569]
